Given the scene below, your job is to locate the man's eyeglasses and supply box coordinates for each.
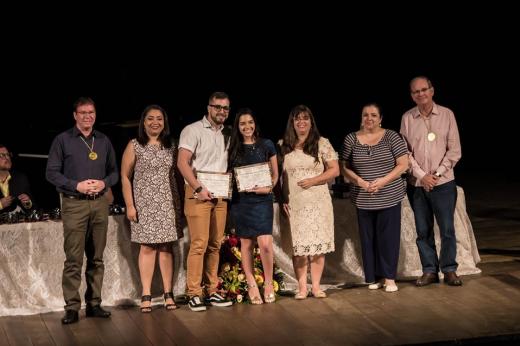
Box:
[0,153,12,159]
[208,104,230,112]
[76,111,96,116]
[411,87,432,96]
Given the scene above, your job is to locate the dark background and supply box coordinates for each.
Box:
[3,11,518,209]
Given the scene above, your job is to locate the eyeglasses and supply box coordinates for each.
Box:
[76,111,96,116]
[0,153,12,159]
[411,87,431,96]
[208,104,230,112]
[294,115,311,121]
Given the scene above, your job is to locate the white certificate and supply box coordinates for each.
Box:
[196,171,232,199]
[234,162,272,192]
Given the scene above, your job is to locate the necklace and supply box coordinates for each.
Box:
[421,115,436,142]
[419,106,436,142]
[80,136,97,160]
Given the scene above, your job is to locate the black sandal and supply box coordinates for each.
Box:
[141,295,152,313]
[164,292,178,310]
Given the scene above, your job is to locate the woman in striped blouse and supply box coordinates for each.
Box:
[340,103,408,292]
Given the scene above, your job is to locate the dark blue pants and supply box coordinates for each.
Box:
[357,203,401,283]
[407,180,458,274]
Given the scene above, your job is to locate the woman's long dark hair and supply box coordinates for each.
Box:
[281,104,321,163]
[228,107,260,168]
[137,104,172,148]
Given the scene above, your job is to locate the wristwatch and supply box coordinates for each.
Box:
[434,172,442,178]
[194,186,203,194]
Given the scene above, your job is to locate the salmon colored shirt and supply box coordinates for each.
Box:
[400,103,461,187]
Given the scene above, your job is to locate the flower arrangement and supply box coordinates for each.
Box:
[218,233,285,303]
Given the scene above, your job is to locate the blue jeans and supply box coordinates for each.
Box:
[407,180,458,274]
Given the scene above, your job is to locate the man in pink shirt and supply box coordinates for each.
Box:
[400,76,463,287]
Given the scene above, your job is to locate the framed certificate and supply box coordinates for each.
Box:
[196,171,232,199]
[234,162,272,192]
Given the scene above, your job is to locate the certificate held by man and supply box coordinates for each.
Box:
[234,162,272,192]
[196,171,232,199]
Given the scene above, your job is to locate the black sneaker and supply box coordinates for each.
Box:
[188,296,207,312]
[206,293,233,307]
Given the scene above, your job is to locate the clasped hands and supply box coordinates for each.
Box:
[359,178,385,194]
[77,179,105,195]
[421,174,439,192]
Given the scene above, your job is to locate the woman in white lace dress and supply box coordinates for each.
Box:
[279,105,339,299]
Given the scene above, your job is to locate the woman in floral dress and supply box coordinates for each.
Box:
[121,105,182,312]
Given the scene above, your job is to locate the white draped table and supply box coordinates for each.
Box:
[0,216,190,316]
[0,187,480,316]
[274,186,481,288]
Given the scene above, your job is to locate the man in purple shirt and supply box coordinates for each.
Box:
[400,76,463,287]
[46,97,119,324]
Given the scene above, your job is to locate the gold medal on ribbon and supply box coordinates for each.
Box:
[427,132,436,141]
[89,151,98,160]
[80,136,98,160]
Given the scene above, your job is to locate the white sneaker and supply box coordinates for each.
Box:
[368,282,383,290]
[384,285,398,293]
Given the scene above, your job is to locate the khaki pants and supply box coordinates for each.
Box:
[61,195,109,311]
[184,185,227,297]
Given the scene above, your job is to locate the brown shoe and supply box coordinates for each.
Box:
[416,273,440,287]
[444,272,463,286]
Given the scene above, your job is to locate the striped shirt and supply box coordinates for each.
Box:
[341,130,407,210]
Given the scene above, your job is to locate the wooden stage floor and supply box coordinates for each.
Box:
[1,258,519,345]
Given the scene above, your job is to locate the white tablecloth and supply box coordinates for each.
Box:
[0,187,480,316]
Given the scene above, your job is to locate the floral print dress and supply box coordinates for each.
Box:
[131,139,180,244]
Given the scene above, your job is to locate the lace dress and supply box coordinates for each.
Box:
[283,137,338,256]
[131,139,181,244]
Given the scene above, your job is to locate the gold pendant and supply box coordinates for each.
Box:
[89,151,98,160]
[427,132,436,142]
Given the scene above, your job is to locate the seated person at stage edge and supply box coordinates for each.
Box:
[0,144,35,215]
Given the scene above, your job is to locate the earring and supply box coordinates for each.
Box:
[379,123,382,127]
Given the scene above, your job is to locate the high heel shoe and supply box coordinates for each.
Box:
[247,282,263,305]
[263,281,276,303]
[140,295,152,313]
[164,292,178,310]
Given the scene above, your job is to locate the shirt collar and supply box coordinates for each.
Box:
[72,126,99,138]
[201,115,223,131]
[0,173,11,185]
[412,103,439,118]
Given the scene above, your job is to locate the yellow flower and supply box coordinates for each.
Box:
[223,263,231,272]
[255,274,264,286]
[273,280,279,292]
[238,273,245,282]
[231,247,241,261]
